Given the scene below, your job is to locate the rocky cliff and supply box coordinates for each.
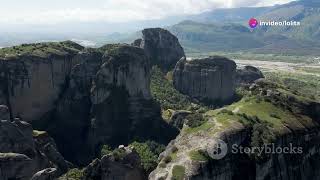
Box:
[0,115,69,180]
[83,146,146,180]
[139,28,185,71]
[0,39,178,166]
[150,79,320,180]
[0,41,84,121]
[89,45,178,151]
[173,56,237,105]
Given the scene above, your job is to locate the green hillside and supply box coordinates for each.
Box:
[166,0,320,55]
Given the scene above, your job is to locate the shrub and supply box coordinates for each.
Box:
[218,109,234,115]
[150,66,192,110]
[255,97,262,103]
[130,141,165,173]
[186,113,206,128]
[270,113,281,119]
[100,144,112,157]
[171,146,178,153]
[189,150,209,161]
[163,156,172,163]
[112,148,127,161]
[171,165,185,180]
[250,122,276,162]
[59,168,83,180]
[145,141,166,156]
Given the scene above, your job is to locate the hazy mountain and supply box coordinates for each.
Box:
[1,0,320,56]
[168,20,264,52]
[164,0,320,55]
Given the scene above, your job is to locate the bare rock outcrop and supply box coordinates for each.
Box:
[0,119,68,180]
[140,28,185,71]
[31,168,58,180]
[173,56,237,105]
[89,45,178,149]
[236,65,264,86]
[168,110,192,130]
[83,146,146,180]
[0,41,84,121]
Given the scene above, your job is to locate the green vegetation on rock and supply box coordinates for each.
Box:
[151,66,192,110]
[185,113,207,128]
[250,122,276,162]
[100,144,113,157]
[171,165,185,180]
[130,141,165,173]
[0,41,83,58]
[265,71,320,102]
[189,150,210,162]
[59,168,83,180]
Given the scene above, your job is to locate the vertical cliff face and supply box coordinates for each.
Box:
[0,41,84,121]
[90,45,178,149]
[173,57,237,105]
[36,48,104,165]
[140,28,185,71]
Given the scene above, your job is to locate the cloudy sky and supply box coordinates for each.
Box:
[0,0,295,25]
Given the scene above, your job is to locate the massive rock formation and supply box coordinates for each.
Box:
[236,65,264,86]
[83,146,146,180]
[173,56,237,105]
[34,48,104,165]
[139,28,185,71]
[89,45,178,150]
[0,41,84,121]
[0,41,178,165]
[0,119,68,180]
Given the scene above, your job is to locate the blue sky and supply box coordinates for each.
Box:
[0,0,295,25]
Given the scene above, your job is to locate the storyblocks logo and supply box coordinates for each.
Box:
[207,139,303,160]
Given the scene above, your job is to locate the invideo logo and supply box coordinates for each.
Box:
[248,17,301,29]
[249,18,258,29]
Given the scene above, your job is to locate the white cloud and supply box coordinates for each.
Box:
[0,0,295,25]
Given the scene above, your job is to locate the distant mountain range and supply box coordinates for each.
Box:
[100,0,320,55]
[1,0,320,55]
[169,0,320,55]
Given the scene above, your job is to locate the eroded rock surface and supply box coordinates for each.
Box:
[173,56,237,105]
[236,65,264,86]
[83,146,146,180]
[0,41,84,121]
[89,45,178,149]
[31,168,58,180]
[140,28,185,71]
[0,119,68,180]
